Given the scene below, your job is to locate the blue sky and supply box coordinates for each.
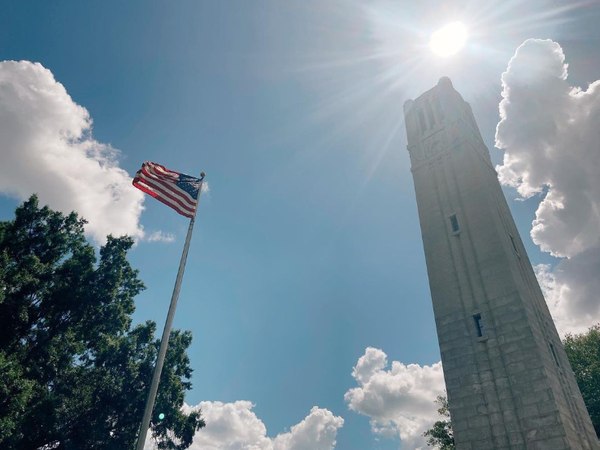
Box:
[1,1,600,449]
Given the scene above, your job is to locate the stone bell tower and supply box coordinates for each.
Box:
[404,77,599,450]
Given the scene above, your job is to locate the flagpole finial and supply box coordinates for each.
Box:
[200,172,206,179]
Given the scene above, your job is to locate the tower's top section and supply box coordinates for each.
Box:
[403,76,454,113]
[403,77,488,169]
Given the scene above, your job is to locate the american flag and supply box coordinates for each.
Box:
[133,161,202,218]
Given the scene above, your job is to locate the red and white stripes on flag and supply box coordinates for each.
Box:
[133,161,202,218]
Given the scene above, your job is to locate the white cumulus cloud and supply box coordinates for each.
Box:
[344,348,444,450]
[272,406,344,450]
[0,60,145,244]
[535,255,600,335]
[495,39,600,334]
[146,401,344,450]
[146,231,176,243]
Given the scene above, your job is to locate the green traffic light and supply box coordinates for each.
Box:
[158,413,165,420]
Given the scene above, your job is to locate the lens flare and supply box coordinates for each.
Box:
[430,22,468,57]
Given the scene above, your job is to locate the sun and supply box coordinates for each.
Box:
[430,22,468,57]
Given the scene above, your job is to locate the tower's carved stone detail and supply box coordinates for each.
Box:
[404,77,599,450]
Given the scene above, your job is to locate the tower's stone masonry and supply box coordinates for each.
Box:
[404,77,599,450]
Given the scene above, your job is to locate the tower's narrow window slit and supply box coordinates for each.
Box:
[509,234,520,256]
[474,314,484,337]
[550,343,560,367]
[450,214,459,233]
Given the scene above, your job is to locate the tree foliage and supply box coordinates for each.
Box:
[0,196,204,450]
[423,395,455,450]
[564,325,600,438]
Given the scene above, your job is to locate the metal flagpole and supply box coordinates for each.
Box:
[135,172,206,450]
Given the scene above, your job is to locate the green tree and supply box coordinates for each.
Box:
[0,196,204,450]
[423,395,455,449]
[564,324,600,438]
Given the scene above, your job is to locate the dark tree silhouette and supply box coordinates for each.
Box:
[423,395,455,449]
[564,325,600,438]
[0,196,204,450]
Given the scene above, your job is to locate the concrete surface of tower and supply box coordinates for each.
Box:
[404,77,599,450]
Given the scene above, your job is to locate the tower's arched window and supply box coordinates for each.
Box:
[433,97,444,122]
[418,110,427,133]
[425,100,436,128]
